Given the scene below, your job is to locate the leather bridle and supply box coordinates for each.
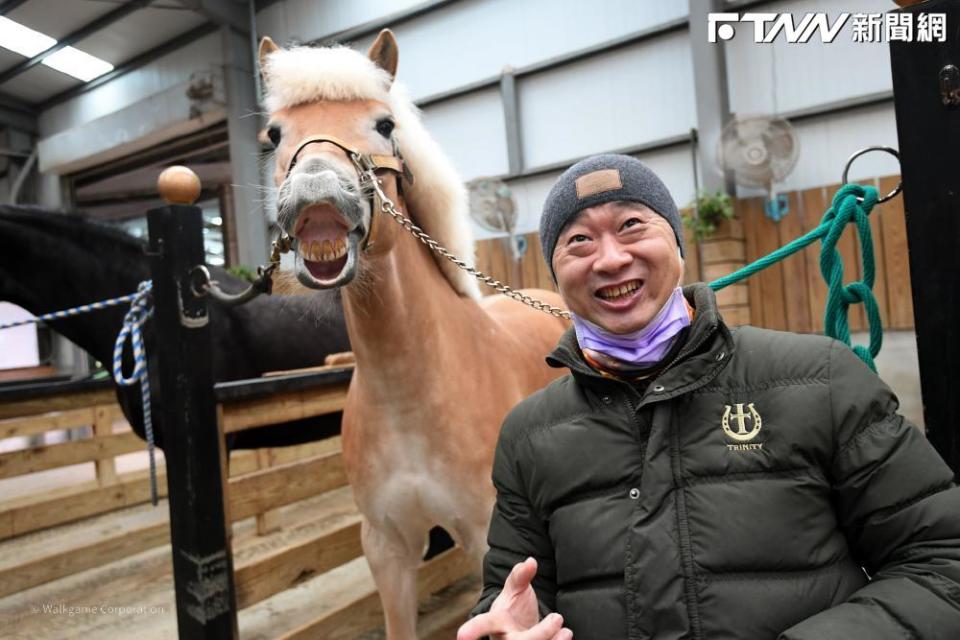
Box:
[284,134,413,251]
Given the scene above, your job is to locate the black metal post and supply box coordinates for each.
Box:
[148,203,238,638]
[890,0,960,477]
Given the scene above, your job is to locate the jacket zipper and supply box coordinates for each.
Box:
[621,392,647,451]
[633,323,720,408]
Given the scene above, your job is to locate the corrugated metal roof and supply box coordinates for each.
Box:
[0,0,210,105]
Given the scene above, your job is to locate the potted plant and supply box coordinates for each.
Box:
[684,190,734,241]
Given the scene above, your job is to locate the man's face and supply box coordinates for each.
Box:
[553,201,683,335]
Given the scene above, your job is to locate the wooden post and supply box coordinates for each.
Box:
[890,0,960,476]
[254,448,283,535]
[93,404,117,486]
[149,166,239,638]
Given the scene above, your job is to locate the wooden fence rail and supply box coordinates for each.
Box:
[0,372,351,596]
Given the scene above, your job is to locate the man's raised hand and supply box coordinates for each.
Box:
[457,557,573,640]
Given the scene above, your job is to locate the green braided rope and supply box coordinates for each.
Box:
[709,184,883,372]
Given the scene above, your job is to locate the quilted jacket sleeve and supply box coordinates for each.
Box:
[780,341,960,639]
[470,419,558,619]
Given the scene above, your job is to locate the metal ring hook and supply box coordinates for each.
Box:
[189,265,269,305]
[841,146,902,204]
[189,265,213,298]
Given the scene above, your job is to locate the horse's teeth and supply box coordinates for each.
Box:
[303,237,349,262]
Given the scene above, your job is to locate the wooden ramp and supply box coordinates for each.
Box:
[0,480,479,639]
[0,376,480,639]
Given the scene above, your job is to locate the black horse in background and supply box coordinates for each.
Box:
[0,205,351,450]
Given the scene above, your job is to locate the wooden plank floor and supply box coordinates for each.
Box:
[0,485,479,639]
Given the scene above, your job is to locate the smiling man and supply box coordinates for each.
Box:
[457,154,960,640]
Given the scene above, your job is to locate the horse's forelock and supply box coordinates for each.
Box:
[262,45,392,112]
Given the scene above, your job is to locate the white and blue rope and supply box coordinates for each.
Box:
[0,287,145,330]
[0,281,160,506]
[112,280,158,505]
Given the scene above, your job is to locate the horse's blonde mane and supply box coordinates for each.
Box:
[263,44,481,300]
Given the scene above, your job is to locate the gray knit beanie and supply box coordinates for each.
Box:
[539,154,684,281]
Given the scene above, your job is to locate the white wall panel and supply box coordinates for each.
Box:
[419,87,509,180]
[38,31,223,137]
[725,0,892,117]
[257,0,423,45]
[518,32,695,169]
[499,171,562,238]
[0,303,39,369]
[350,0,688,101]
[633,143,696,210]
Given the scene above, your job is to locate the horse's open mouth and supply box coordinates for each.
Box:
[292,203,362,288]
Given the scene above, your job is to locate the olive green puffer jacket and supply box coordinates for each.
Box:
[472,283,960,639]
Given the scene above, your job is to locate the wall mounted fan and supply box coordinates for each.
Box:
[716,116,799,221]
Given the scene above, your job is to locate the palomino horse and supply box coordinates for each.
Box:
[258,30,568,638]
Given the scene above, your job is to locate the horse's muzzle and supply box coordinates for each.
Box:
[276,163,367,289]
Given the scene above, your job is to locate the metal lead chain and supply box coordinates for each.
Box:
[368,174,571,319]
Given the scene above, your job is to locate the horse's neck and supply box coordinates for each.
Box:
[342,208,487,391]
[11,230,146,309]
[2,223,147,363]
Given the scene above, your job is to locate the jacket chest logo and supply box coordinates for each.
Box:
[721,402,763,449]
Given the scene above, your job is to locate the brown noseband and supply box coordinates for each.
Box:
[284,134,413,251]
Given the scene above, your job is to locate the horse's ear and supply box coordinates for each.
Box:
[367,29,398,84]
[258,36,280,83]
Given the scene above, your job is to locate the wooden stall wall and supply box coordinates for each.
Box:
[473,235,557,294]
[474,174,913,334]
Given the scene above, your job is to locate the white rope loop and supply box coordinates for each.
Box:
[111,280,158,505]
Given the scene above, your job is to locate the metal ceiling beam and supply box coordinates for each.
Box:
[0,0,152,86]
[0,90,37,132]
[688,0,733,194]
[0,0,29,16]
[175,0,248,34]
[41,22,218,109]
[219,23,268,267]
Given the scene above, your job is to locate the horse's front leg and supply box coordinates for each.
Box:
[361,516,423,640]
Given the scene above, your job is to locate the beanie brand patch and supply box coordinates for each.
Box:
[575,169,622,200]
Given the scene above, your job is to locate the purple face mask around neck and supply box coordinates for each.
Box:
[572,286,691,368]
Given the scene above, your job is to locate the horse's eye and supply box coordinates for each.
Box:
[375,118,395,138]
[267,126,282,148]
